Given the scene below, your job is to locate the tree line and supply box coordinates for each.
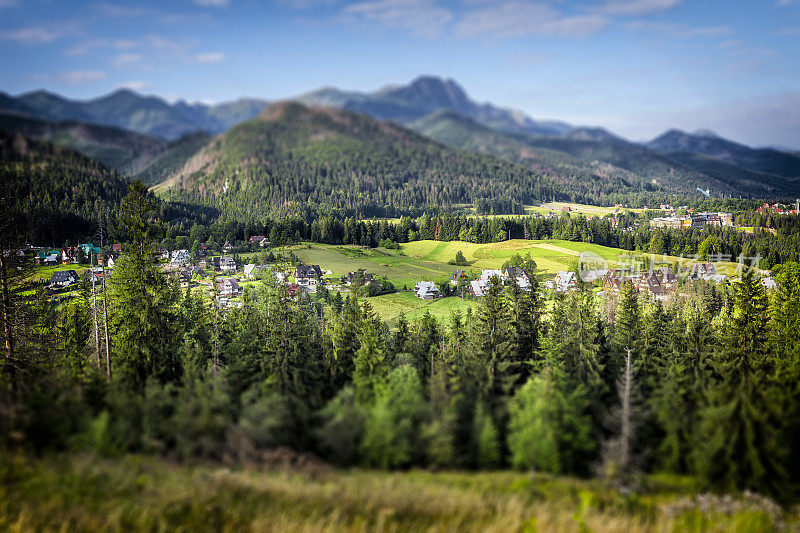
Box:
[1,184,798,502]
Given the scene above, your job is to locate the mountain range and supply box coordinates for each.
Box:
[2,75,799,200]
[0,88,268,140]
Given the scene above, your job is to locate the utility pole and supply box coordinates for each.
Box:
[90,251,101,369]
[99,217,111,381]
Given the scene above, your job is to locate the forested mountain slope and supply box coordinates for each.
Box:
[648,129,800,179]
[410,110,738,198]
[0,111,167,175]
[0,130,128,244]
[0,112,211,184]
[157,102,566,219]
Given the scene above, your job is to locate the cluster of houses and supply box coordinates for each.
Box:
[36,243,121,267]
[650,212,734,229]
[756,202,800,215]
[540,261,765,302]
[467,267,532,297]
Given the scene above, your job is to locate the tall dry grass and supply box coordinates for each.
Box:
[0,454,794,532]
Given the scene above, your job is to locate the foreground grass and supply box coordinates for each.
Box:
[0,454,795,532]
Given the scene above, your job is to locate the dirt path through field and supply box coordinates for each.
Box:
[530,243,582,256]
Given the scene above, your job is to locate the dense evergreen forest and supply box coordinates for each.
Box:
[1,184,799,504]
[0,130,127,245]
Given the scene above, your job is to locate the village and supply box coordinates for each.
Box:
[33,230,778,320]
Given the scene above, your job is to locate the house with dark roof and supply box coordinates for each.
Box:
[295,264,324,292]
[655,267,677,291]
[449,270,468,286]
[503,267,531,289]
[215,278,241,297]
[211,256,237,272]
[345,269,375,286]
[635,272,664,301]
[49,270,80,290]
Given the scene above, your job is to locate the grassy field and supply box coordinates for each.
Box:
[32,262,89,283]
[402,239,631,274]
[0,453,791,532]
[536,202,646,217]
[290,244,456,288]
[367,291,479,326]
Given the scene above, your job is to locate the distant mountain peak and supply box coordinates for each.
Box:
[693,128,721,139]
[383,75,472,112]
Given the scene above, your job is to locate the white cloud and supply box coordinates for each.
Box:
[456,2,608,39]
[92,2,149,17]
[0,0,18,7]
[196,51,225,63]
[343,0,453,39]
[194,0,230,6]
[36,70,107,84]
[776,26,800,35]
[597,0,680,16]
[0,27,62,45]
[113,53,143,67]
[718,39,743,49]
[776,0,800,6]
[625,20,733,38]
[281,0,338,7]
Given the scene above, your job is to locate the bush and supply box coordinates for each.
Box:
[316,387,366,465]
[361,366,430,468]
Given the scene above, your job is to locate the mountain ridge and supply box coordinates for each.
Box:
[2,88,269,140]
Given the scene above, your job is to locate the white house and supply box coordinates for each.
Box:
[479,269,507,287]
[469,280,485,297]
[554,271,577,291]
[171,249,191,266]
[243,264,263,279]
[415,281,440,300]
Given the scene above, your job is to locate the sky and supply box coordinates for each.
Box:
[0,0,799,148]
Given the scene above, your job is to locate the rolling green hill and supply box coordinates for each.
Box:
[0,112,210,184]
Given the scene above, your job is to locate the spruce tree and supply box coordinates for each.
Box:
[693,269,787,496]
[109,181,181,387]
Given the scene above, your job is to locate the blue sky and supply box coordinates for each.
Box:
[0,0,799,148]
